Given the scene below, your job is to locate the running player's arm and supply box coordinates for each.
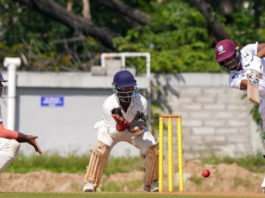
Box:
[0,127,18,139]
[0,128,41,154]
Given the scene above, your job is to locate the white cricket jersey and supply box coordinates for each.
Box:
[229,42,265,96]
[94,93,148,138]
[0,105,3,123]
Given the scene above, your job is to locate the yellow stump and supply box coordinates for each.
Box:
[177,116,183,192]
[168,117,173,192]
[158,114,184,193]
[158,116,164,192]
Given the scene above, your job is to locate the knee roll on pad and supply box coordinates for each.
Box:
[84,140,111,188]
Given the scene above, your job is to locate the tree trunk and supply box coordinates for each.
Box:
[13,0,119,50]
[188,0,230,41]
[82,0,91,19]
[96,0,149,25]
[67,0,72,12]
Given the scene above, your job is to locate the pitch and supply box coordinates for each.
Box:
[1,192,265,198]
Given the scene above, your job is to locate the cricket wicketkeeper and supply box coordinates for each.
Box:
[0,71,42,174]
[83,70,158,192]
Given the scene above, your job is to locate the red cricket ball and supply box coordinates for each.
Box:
[202,169,210,178]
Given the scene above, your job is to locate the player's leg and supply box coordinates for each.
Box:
[83,126,114,192]
[261,136,265,192]
[142,142,159,192]
[259,99,265,192]
[126,129,159,192]
[0,138,20,173]
[261,174,265,193]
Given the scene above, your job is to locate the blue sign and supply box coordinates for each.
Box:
[41,96,64,107]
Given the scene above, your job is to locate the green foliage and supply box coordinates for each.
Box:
[0,0,103,71]
[1,0,264,74]
[5,152,142,174]
[5,152,89,173]
[227,1,265,46]
[0,0,265,73]
[1,0,222,72]
[114,0,219,73]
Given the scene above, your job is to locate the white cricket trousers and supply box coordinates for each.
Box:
[0,138,20,173]
[97,127,157,155]
[259,89,265,132]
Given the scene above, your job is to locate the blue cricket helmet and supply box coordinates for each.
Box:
[112,70,123,85]
[112,70,138,103]
[114,70,137,88]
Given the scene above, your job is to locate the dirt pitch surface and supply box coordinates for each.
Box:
[170,192,265,197]
[0,192,265,198]
[0,159,265,196]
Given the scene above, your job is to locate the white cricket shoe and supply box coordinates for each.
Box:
[144,180,159,192]
[83,181,96,192]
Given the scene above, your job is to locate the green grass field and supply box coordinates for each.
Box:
[0,192,264,198]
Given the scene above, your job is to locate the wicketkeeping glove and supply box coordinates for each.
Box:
[111,107,128,131]
[127,111,146,133]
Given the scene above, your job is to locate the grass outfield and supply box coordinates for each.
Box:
[1,192,265,198]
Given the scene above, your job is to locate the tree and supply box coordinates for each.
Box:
[1,0,265,73]
[188,0,230,41]
[12,0,118,50]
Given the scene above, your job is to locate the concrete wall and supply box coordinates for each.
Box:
[0,71,263,158]
[151,73,263,159]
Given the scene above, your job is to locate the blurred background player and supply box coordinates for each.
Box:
[0,71,42,174]
[214,39,265,192]
[83,70,158,192]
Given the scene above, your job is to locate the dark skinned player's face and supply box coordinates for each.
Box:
[221,54,242,72]
[117,86,134,103]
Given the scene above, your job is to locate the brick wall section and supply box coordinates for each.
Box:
[151,73,263,159]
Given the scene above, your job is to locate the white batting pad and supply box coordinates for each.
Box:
[143,143,159,186]
[84,140,111,188]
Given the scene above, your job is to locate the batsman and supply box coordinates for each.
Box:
[83,70,159,192]
[214,39,265,192]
